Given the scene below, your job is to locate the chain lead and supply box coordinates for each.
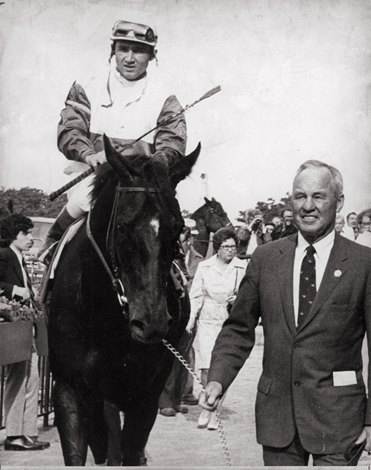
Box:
[162,339,232,466]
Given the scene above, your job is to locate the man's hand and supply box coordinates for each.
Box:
[355,425,371,452]
[248,216,263,232]
[85,150,106,168]
[13,286,30,301]
[198,381,223,411]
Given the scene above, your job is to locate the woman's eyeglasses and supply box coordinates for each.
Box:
[220,245,237,251]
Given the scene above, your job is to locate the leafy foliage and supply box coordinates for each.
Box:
[0,187,67,218]
[237,193,292,223]
[255,193,292,222]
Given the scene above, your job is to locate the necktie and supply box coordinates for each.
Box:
[297,245,316,328]
[22,257,36,306]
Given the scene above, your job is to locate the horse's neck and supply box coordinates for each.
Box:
[195,217,209,239]
[193,219,210,257]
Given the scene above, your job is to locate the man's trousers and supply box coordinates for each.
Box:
[4,352,39,437]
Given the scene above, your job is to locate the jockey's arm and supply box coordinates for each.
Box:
[57,81,97,164]
[153,95,187,167]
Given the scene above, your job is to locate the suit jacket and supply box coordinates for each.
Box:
[0,247,25,300]
[209,233,371,454]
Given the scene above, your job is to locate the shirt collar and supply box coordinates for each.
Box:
[10,244,23,262]
[297,230,335,259]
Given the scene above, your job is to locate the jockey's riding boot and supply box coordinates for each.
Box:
[37,207,76,265]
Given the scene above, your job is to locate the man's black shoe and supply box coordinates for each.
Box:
[25,436,50,449]
[4,436,49,451]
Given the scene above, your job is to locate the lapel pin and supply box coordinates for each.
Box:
[334,270,342,278]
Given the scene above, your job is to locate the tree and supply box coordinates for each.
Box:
[255,193,291,222]
[237,193,292,223]
[0,187,67,218]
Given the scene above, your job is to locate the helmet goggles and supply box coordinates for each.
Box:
[111,20,157,48]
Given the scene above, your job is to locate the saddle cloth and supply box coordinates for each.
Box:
[40,217,85,305]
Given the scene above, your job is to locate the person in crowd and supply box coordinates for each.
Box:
[186,227,247,430]
[181,222,204,288]
[180,222,204,405]
[356,209,371,248]
[38,20,187,262]
[236,209,268,259]
[0,214,50,451]
[272,216,283,229]
[201,160,371,465]
[342,211,358,240]
[271,208,298,240]
[158,224,203,416]
[263,222,275,243]
[334,213,345,234]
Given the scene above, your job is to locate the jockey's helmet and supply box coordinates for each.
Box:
[111,21,157,48]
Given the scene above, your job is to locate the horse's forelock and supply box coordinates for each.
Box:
[90,163,116,203]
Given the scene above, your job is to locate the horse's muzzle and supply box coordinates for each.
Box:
[130,317,172,344]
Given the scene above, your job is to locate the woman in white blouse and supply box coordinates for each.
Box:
[186,227,247,429]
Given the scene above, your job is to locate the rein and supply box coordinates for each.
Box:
[86,183,163,316]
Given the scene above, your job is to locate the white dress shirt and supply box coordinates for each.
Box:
[293,230,335,325]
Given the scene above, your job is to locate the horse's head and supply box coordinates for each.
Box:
[90,137,200,344]
[194,197,232,233]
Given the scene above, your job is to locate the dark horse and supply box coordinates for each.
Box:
[47,137,200,466]
[190,197,233,257]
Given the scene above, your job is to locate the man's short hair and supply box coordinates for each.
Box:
[346,211,357,222]
[294,160,344,197]
[0,214,33,246]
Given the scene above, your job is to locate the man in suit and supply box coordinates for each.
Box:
[0,214,50,451]
[272,208,298,240]
[200,160,371,465]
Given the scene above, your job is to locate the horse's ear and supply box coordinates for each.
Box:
[211,197,216,202]
[169,143,201,188]
[204,197,211,204]
[103,134,134,181]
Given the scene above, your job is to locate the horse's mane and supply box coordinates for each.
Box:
[191,203,208,219]
[90,163,115,203]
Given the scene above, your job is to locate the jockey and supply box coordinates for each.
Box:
[38,20,187,262]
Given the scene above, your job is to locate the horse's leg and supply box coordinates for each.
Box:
[121,399,159,466]
[87,400,108,465]
[104,400,122,466]
[53,380,88,466]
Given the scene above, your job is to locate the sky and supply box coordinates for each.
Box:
[0,0,370,222]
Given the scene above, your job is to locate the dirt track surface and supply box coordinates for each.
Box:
[1,328,371,468]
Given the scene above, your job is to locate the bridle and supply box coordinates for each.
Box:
[86,183,163,317]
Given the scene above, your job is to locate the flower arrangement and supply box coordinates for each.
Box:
[0,295,43,323]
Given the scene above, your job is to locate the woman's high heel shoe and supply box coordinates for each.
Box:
[207,411,218,430]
